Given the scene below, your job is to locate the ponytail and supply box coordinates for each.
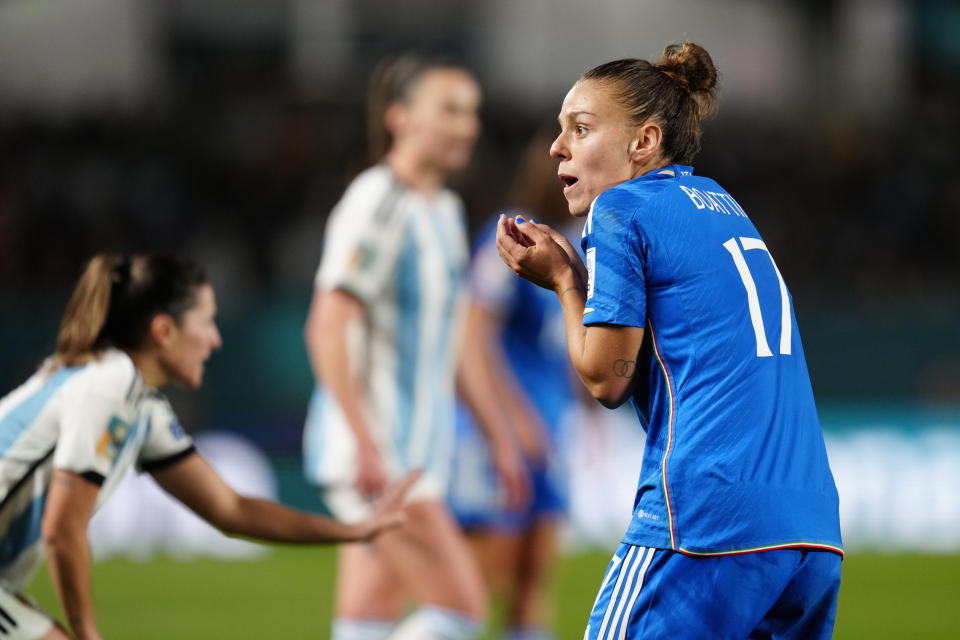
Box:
[54,254,125,368]
[52,254,207,369]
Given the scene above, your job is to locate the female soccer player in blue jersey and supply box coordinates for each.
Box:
[497,43,843,639]
[303,55,526,640]
[0,254,414,640]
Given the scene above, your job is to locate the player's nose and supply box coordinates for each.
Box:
[550,132,569,161]
[211,325,223,350]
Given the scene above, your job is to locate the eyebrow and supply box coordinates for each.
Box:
[559,110,595,123]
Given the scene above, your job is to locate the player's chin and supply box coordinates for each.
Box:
[181,366,205,389]
[565,195,590,217]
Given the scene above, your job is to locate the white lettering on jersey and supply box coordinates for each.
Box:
[586,247,596,301]
[679,185,706,209]
[679,185,748,218]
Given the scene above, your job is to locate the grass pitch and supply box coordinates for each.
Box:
[26,548,960,638]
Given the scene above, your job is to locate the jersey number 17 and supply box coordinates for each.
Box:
[722,237,791,358]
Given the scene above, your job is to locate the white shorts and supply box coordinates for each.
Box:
[322,472,446,524]
[0,587,54,640]
[303,389,453,493]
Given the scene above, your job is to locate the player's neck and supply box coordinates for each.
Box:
[632,155,672,180]
[384,149,445,199]
[127,349,167,389]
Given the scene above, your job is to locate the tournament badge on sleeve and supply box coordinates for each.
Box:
[96,416,134,462]
[349,243,377,272]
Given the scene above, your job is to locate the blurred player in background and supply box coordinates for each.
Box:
[303,55,525,640]
[0,254,413,640]
[449,125,578,640]
[497,43,843,638]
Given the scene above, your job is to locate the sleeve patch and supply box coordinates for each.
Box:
[349,243,378,272]
[586,247,596,300]
[96,416,134,462]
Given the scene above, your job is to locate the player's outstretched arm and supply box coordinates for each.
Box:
[41,470,103,640]
[152,454,418,543]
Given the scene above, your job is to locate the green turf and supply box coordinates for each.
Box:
[24,549,960,638]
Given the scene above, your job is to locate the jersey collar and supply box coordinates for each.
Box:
[649,164,693,179]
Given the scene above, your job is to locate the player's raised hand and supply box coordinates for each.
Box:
[357,469,421,541]
[498,213,535,248]
[496,215,574,292]
[530,220,588,292]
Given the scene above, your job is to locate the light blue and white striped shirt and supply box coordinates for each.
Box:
[0,349,195,591]
[304,164,469,490]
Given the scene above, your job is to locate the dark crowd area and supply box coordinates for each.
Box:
[1,31,958,308]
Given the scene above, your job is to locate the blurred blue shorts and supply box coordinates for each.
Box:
[447,407,568,532]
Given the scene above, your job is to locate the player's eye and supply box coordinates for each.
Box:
[575,124,587,136]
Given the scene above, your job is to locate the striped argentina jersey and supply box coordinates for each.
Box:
[304,164,469,488]
[0,349,195,592]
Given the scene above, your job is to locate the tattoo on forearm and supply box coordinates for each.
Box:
[559,286,579,299]
[613,359,636,378]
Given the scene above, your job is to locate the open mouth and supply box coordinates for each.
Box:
[559,174,579,192]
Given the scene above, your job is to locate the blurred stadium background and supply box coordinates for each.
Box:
[1,0,959,637]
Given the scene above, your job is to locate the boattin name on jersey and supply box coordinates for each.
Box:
[678,185,748,217]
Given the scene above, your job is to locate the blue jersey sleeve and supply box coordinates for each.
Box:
[582,191,647,328]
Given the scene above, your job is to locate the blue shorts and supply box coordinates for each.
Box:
[454,461,567,532]
[585,543,841,639]
[447,408,568,532]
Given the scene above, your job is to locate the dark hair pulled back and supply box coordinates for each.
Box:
[583,42,719,165]
[54,254,207,368]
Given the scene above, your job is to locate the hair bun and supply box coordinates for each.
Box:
[657,42,718,117]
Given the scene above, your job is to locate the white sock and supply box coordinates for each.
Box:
[389,606,483,640]
[332,617,395,640]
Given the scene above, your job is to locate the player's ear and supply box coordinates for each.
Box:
[148,313,178,350]
[384,101,407,138]
[630,122,663,164]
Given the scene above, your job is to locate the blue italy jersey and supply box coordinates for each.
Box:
[581,165,842,556]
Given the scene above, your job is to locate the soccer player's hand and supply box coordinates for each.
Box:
[496,215,582,294]
[357,469,421,541]
[491,438,533,511]
[530,220,588,292]
[355,437,389,499]
[513,408,550,467]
